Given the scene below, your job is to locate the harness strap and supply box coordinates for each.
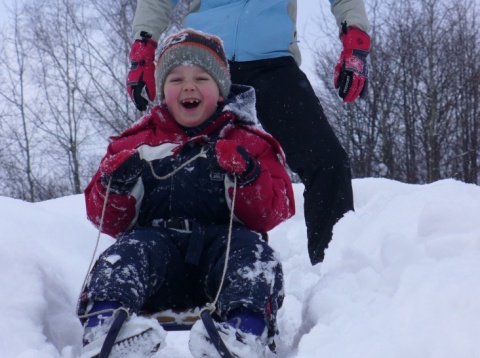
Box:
[185,223,205,266]
[200,310,234,358]
[99,308,130,358]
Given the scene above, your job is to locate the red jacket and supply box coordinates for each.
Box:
[85,86,295,238]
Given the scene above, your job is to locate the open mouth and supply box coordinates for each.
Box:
[181,99,200,109]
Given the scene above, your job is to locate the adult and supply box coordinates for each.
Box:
[127,0,370,265]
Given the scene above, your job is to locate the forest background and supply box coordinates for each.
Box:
[0,0,479,202]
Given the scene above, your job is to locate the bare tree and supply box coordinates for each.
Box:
[312,0,480,184]
[2,0,476,201]
[0,4,39,201]
[445,1,480,184]
[24,0,102,194]
[0,0,139,200]
[69,0,140,136]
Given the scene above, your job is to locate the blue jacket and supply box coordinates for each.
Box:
[186,0,297,62]
[132,0,370,64]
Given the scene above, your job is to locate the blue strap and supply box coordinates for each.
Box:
[99,309,129,358]
[200,310,234,358]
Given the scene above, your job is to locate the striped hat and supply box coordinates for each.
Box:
[156,29,231,99]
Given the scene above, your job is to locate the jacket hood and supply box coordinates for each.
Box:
[224,84,263,129]
[111,85,287,164]
[222,84,287,165]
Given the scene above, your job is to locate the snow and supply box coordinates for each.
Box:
[1,178,480,357]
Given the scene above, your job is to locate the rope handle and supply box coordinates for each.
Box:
[207,176,237,313]
[76,177,112,315]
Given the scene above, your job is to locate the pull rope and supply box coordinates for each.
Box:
[77,177,112,315]
[201,176,237,316]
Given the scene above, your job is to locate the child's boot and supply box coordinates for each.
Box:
[188,308,268,358]
[81,301,166,358]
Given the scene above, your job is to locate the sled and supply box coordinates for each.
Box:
[100,307,234,358]
[140,307,201,331]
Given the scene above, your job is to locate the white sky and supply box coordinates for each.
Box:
[296,0,334,84]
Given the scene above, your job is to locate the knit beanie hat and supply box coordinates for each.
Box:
[156,29,231,99]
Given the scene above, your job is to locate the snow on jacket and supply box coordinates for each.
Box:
[85,85,295,238]
[132,0,370,64]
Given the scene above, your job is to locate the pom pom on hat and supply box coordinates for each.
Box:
[156,29,231,99]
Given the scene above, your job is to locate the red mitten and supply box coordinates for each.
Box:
[215,140,260,184]
[334,23,371,102]
[127,31,158,111]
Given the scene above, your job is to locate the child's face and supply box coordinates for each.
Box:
[163,65,224,128]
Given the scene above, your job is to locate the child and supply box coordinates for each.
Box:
[78,29,295,358]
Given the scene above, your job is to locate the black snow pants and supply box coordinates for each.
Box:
[229,56,354,265]
[79,224,284,337]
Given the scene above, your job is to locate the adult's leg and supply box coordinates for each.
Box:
[230,57,354,264]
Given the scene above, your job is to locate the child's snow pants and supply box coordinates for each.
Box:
[78,224,284,337]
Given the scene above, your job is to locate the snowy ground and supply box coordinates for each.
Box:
[1,178,480,357]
